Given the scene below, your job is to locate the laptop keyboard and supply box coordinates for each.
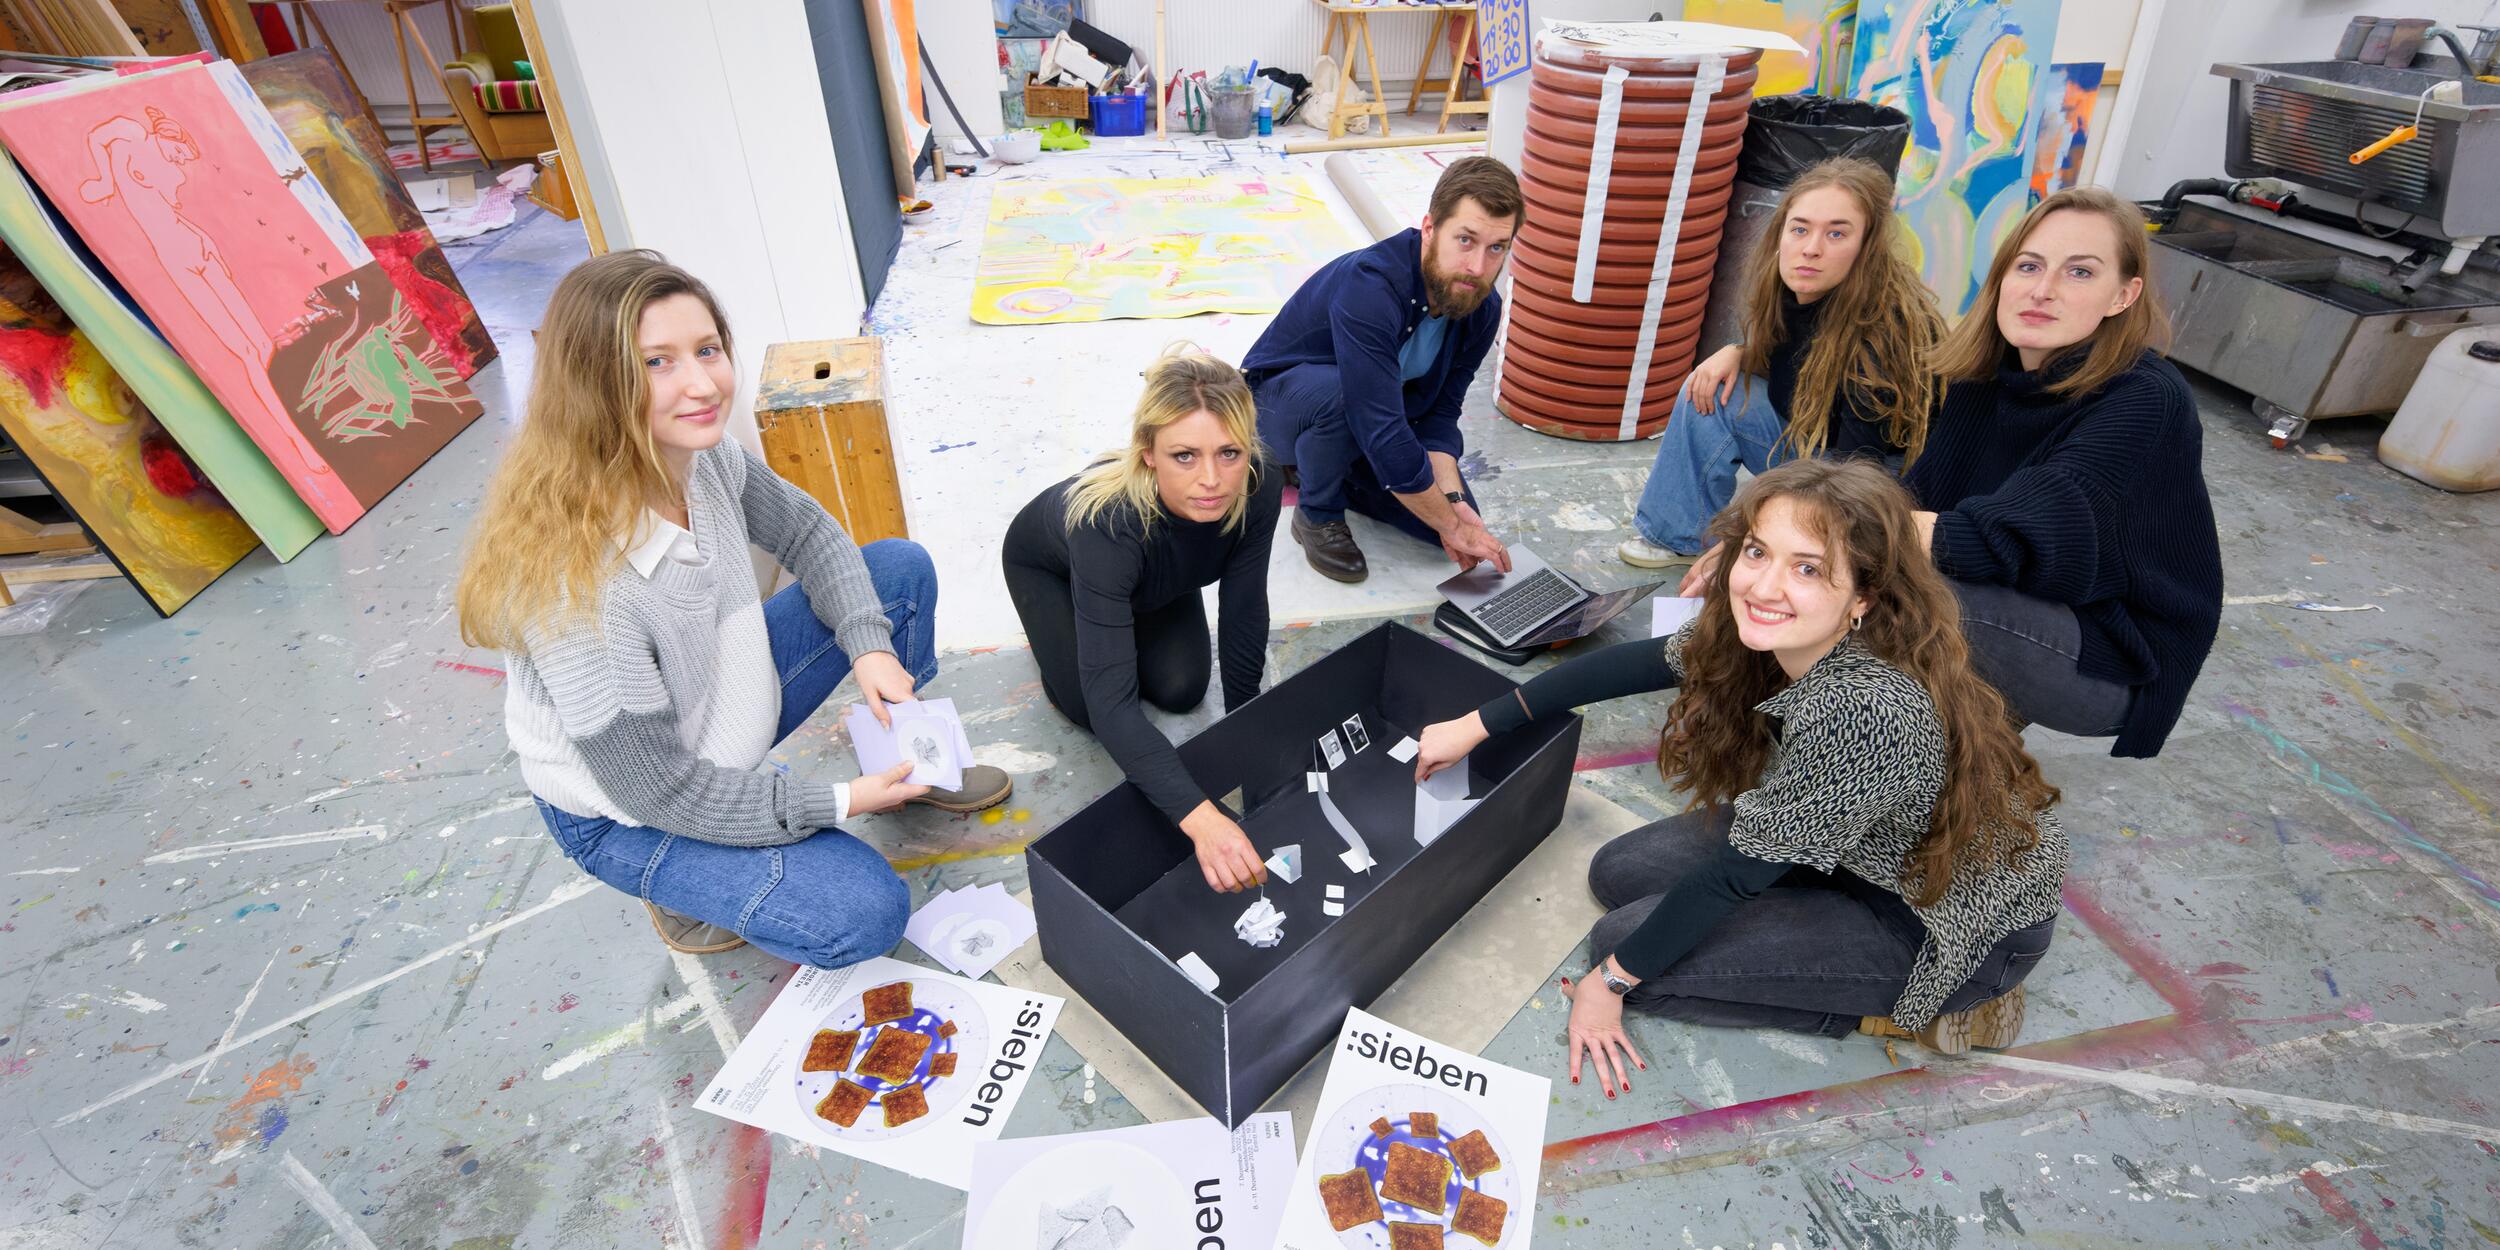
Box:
[1474,568,1580,639]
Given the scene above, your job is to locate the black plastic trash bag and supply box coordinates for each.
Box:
[1736,95,1912,188]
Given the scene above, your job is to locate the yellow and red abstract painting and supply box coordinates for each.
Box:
[0,240,260,615]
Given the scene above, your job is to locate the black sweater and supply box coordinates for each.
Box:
[1904,351,2222,757]
[1002,469,1281,821]
[1765,290,1896,461]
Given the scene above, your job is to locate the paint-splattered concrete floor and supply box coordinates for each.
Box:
[5,154,2500,1249]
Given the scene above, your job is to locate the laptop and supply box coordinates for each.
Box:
[1438,546,1663,648]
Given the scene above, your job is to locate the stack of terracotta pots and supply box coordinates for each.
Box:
[1498,37,1760,441]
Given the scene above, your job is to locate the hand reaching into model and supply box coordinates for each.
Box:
[1181,801,1267,893]
[1412,711,1489,783]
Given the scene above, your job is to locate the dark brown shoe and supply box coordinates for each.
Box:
[1292,511,1368,583]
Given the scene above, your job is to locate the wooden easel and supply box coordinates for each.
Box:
[0,503,114,608]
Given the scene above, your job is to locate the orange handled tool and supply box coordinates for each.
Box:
[2350,124,2418,164]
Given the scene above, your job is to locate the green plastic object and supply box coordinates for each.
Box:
[1039,120,1089,151]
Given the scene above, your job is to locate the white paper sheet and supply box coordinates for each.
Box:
[1316,791,1373,871]
[1279,1009,1551,1249]
[1388,737,1421,764]
[1413,763,1479,848]
[1651,595,1703,639]
[696,957,1062,1190]
[847,697,973,790]
[904,883,1037,981]
[967,1114,1296,1250]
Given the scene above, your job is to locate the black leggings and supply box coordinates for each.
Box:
[1002,562,1211,729]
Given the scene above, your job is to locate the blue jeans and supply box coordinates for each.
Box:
[534,539,940,968]
[1253,362,1477,546]
[1632,375,1787,554]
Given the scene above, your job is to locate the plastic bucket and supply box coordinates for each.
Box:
[1209,85,1256,139]
[1089,92,1147,137]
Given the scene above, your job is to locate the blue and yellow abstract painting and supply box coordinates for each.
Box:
[1850,0,2060,314]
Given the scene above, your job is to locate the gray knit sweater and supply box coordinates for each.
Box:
[503,444,893,846]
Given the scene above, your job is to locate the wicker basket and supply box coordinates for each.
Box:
[1024,73,1091,120]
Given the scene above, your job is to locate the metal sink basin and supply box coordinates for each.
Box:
[2216,59,2500,112]
[2212,60,2500,238]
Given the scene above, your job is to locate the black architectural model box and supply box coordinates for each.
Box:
[1028,622,1583,1124]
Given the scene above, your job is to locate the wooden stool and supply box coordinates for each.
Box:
[1311,0,1484,140]
[754,339,910,544]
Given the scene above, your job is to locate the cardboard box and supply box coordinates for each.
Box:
[1028,623,1583,1125]
[1023,72,1091,120]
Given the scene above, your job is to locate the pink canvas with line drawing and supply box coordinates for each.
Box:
[0,61,482,534]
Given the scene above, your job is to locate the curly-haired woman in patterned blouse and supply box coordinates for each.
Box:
[1410,457,2067,1099]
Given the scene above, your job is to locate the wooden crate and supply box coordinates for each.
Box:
[754,338,909,544]
[1023,72,1090,120]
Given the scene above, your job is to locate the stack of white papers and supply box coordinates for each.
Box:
[1652,595,1704,638]
[902,882,1034,980]
[846,697,973,791]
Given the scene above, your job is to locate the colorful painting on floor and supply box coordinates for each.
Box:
[1685,0,1860,96]
[1849,0,2060,315]
[0,147,321,561]
[0,239,261,615]
[973,176,1358,325]
[2027,61,2104,199]
[0,61,483,534]
[240,49,496,379]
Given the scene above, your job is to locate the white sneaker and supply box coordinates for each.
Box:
[1617,536,1696,569]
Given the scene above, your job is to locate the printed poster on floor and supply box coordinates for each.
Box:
[1281,1008,1550,1250]
[696,956,1064,1190]
[965,1113,1296,1250]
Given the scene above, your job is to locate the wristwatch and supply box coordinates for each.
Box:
[1443,490,1465,506]
[1597,962,1634,996]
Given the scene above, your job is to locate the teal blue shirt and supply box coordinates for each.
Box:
[1398,314,1451,382]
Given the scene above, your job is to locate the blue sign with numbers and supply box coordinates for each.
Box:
[1478,0,1532,85]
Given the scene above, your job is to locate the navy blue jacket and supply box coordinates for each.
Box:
[1905,351,2222,758]
[1241,228,1503,494]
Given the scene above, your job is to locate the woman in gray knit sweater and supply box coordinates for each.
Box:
[456,252,1008,963]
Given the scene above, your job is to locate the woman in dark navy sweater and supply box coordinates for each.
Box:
[1904,188,2221,756]
[1694,189,2223,754]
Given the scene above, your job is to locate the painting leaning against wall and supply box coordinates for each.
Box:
[0,239,262,615]
[238,49,496,379]
[1850,0,2060,315]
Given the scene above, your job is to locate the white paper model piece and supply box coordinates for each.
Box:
[1316,791,1373,872]
[1321,900,1345,917]
[1414,763,1480,848]
[1040,1186,1136,1250]
[1341,714,1370,753]
[1324,883,1344,899]
[1305,770,1330,794]
[1386,736,1420,763]
[1264,843,1304,884]
[1177,952,1220,992]
[1234,898,1287,948]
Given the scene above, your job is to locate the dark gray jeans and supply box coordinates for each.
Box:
[1586,808,2055,1037]
[1951,579,2132,738]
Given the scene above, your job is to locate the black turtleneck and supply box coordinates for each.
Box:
[1765,290,1897,460]
[1002,468,1282,821]
[1903,350,2222,757]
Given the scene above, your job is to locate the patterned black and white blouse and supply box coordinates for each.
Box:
[1675,625,2069,1027]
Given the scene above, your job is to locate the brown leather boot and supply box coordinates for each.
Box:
[646,902,747,955]
[1860,985,2026,1056]
[1292,511,1368,583]
[907,764,1013,813]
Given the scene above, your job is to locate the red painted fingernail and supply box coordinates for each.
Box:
[1606,1090,1616,1099]
[1571,1076,1578,1084]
